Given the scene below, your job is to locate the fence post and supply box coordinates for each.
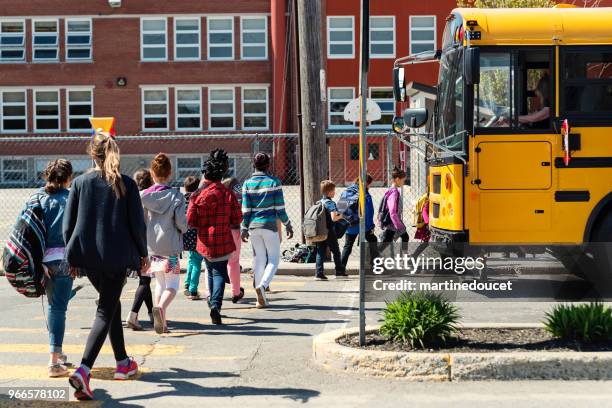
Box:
[386,132,393,185]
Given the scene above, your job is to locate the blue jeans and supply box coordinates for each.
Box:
[45,261,73,353]
[185,250,204,293]
[204,258,228,311]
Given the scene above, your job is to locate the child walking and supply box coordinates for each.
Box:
[141,154,188,334]
[222,177,245,303]
[126,169,155,330]
[379,166,409,255]
[182,176,204,300]
[40,159,74,377]
[315,180,346,280]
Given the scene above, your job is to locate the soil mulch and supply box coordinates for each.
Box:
[338,328,612,353]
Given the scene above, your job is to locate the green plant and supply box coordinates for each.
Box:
[544,303,612,343]
[380,292,460,349]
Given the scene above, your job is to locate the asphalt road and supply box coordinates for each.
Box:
[0,271,611,408]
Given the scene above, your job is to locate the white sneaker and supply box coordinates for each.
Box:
[126,311,142,331]
[48,363,69,378]
[255,287,267,308]
[58,353,72,367]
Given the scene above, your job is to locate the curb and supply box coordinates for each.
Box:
[313,325,612,381]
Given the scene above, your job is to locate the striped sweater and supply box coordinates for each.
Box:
[241,171,290,232]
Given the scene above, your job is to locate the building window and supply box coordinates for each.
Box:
[175,88,201,130]
[66,19,92,61]
[327,16,354,59]
[207,17,233,60]
[1,90,26,132]
[241,17,267,60]
[142,88,168,131]
[1,158,27,184]
[369,16,394,58]
[141,18,167,61]
[176,157,203,181]
[32,20,59,61]
[328,88,354,128]
[350,144,359,160]
[369,88,395,127]
[36,158,91,182]
[368,143,380,160]
[175,18,200,61]
[242,87,268,130]
[410,16,436,55]
[208,88,235,129]
[34,90,60,132]
[0,20,25,62]
[67,89,93,131]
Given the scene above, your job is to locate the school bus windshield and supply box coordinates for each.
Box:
[434,48,465,153]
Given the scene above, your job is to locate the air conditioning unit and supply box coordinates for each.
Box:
[108,0,122,8]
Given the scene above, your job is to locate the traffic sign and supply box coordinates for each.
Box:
[343,98,382,122]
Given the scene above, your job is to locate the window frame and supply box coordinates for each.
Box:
[409,15,436,55]
[207,16,234,61]
[140,17,168,62]
[33,88,61,133]
[141,87,169,131]
[369,16,395,59]
[0,19,26,63]
[241,86,269,130]
[240,16,268,60]
[208,86,235,130]
[0,89,27,133]
[327,16,354,59]
[1,157,28,185]
[328,87,355,129]
[175,87,202,131]
[559,45,612,125]
[32,19,59,62]
[176,156,204,183]
[66,88,94,132]
[368,87,395,129]
[174,17,201,61]
[65,18,92,62]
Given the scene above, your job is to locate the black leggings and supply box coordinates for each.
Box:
[378,229,410,255]
[81,270,128,369]
[131,276,153,315]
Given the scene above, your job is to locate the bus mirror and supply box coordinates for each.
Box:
[392,116,406,134]
[402,107,428,129]
[464,47,480,86]
[393,67,406,102]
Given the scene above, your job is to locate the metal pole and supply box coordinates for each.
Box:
[293,0,306,244]
[358,0,370,347]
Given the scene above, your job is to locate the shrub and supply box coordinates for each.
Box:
[380,292,460,349]
[544,303,612,344]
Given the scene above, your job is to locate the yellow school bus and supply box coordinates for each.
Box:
[393,5,612,273]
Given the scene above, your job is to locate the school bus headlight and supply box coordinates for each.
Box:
[448,202,453,216]
[445,173,452,193]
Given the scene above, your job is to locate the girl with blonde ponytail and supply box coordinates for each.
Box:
[63,130,149,400]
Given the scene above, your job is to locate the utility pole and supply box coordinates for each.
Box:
[296,0,327,209]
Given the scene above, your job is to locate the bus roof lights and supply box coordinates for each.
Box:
[466,20,478,27]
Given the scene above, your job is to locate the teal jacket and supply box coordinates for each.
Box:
[241,172,290,232]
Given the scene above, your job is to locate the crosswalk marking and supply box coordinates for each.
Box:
[0,344,183,356]
[0,365,150,381]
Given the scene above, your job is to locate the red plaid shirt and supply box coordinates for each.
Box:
[187,182,242,259]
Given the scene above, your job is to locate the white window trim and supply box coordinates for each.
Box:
[1,157,28,185]
[328,87,355,129]
[409,15,436,55]
[66,88,94,132]
[207,16,234,61]
[327,16,354,59]
[208,86,235,130]
[369,16,395,59]
[240,16,267,61]
[0,89,27,133]
[33,88,61,132]
[32,19,59,62]
[0,19,26,63]
[140,17,168,62]
[174,17,201,61]
[175,87,202,131]
[241,86,269,130]
[141,87,169,131]
[65,18,93,62]
[368,87,395,129]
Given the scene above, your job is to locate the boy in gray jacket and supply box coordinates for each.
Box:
[141,154,188,334]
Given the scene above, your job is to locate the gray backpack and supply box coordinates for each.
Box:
[303,201,328,244]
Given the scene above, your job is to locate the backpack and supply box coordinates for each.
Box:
[282,244,316,263]
[2,192,47,298]
[337,185,359,226]
[303,201,328,244]
[377,189,396,229]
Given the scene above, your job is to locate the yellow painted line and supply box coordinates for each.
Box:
[1,399,102,407]
[0,344,183,356]
[0,365,150,381]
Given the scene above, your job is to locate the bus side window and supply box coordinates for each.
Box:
[475,52,513,128]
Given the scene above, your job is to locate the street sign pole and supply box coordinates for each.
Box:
[358,0,369,347]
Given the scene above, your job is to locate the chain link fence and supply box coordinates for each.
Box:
[0,132,426,263]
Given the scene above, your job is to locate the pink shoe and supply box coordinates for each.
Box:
[114,357,138,380]
[69,366,93,400]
